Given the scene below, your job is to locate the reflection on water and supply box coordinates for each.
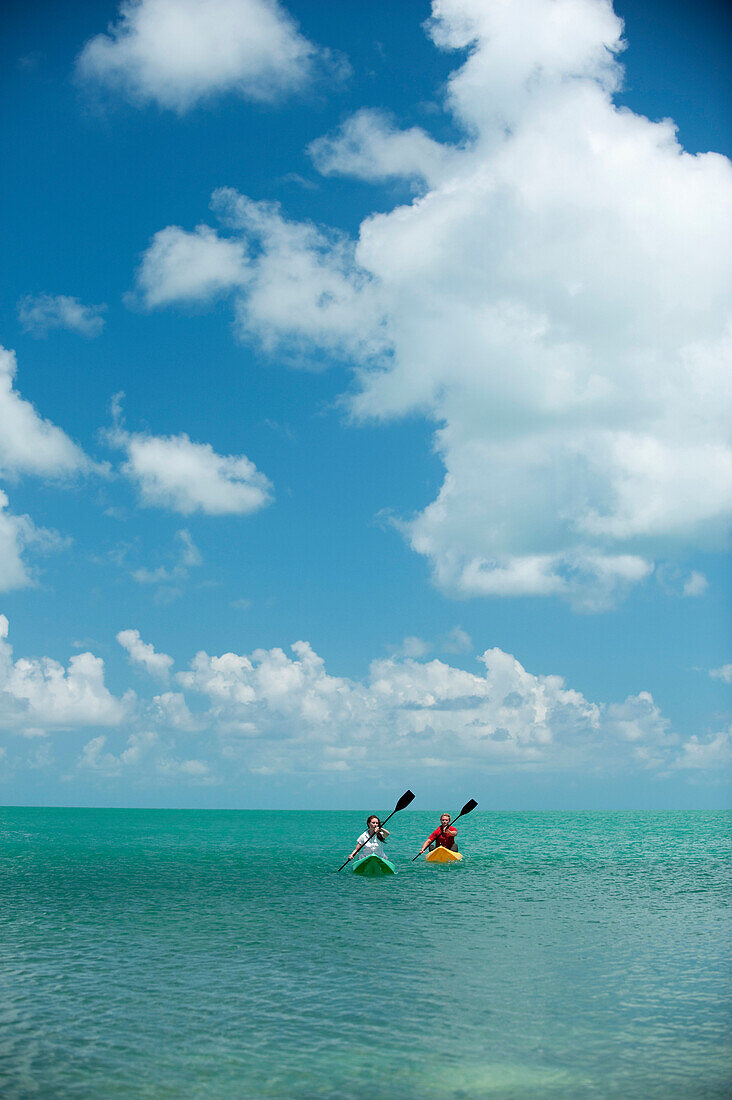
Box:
[1,809,730,1098]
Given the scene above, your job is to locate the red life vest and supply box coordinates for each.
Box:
[428,825,457,849]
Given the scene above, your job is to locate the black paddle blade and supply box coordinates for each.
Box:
[395,789,416,812]
[459,798,478,816]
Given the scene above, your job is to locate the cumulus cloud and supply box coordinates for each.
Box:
[308,109,449,185]
[709,664,732,685]
[0,494,36,592]
[77,731,212,783]
[18,294,106,338]
[151,690,197,729]
[178,639,359,730]
[78,731,161,776]
[672,728,732,771]
[0,491,69,593]
[117,628,174,680]
[0,614,129,732]
[175,637,692,777]
[76,0,334,111]
[131,188,387,363]
[156,754,212,780]
[107,417,272,515]
[0,345,90,478]
[134,0,732,609]
[131,225,248,309]
[2,614,723,785]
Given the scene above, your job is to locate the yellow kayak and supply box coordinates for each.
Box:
[425,847,463,863]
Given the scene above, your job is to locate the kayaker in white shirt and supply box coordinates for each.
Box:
[347,815,390,862]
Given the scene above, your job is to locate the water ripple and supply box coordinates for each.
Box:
[1,808,730,1099]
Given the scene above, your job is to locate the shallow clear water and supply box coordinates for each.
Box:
[1,808,730,1099]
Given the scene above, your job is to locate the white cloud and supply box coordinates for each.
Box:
[134,0,732,609]
[131,189,387,363]
[602,691,677,768]
[308,109,449,185]
[683,571,708,597]
[0,346,90,478]
[76,0,331,111]
[131,225,248,309]
[8,652,128,727]
[175,637,693,777]
[78,728,212,784]
[0,614,129,731]
[710,664,732,685]
[672,728,732,771]
[79,730,158,776]
[108,422,273,515]
[0,491,69,594]
[79,735,115,772]
[151,690,197,729]
[156,755,212,780]
[178,639,360,728]
[0,494,35,592]
[117,628,174,680]
[2,615,723,784]
[18,294,106,338]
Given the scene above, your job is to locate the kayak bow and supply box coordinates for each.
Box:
[425,847,463,863]
[352,854,396,876]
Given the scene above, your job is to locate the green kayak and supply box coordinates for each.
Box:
[352,854,395,876]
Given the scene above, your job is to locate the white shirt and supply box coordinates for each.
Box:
[355,830,387,859]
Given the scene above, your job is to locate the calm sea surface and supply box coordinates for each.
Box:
[1,808,730,1099]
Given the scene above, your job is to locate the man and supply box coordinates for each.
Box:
[418,813,458,856]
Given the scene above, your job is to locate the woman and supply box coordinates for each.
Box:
[417,812,458,856]
[347,814,390,863]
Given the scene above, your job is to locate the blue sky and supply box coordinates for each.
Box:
[1,0,730,809]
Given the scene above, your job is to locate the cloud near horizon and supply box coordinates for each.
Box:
[0,615,131,733]
[131,0,732,611]
[76,0,340,111]
[0,614,727,786]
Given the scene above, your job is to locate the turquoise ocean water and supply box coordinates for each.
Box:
[1,808,730,1099]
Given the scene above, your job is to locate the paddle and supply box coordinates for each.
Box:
[412,798,478,861]
[336,789,415,871]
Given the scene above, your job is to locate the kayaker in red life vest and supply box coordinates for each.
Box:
[418,813,458,856]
